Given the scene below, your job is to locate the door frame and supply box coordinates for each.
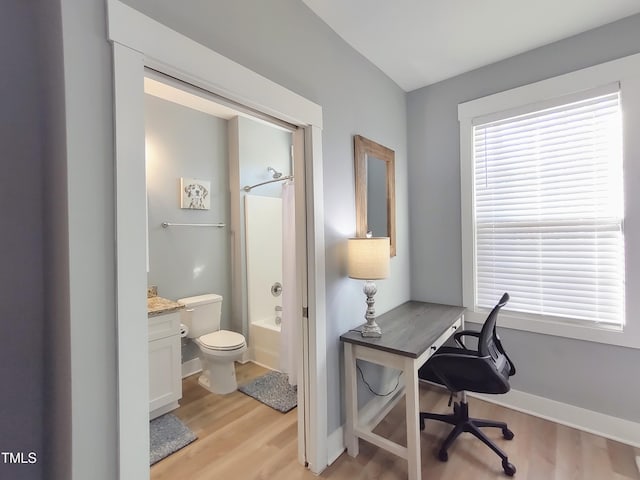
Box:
[107,1,327,478]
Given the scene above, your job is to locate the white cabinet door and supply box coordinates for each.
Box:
[148,334,181,414]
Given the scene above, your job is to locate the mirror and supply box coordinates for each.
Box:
[354,135,396,256]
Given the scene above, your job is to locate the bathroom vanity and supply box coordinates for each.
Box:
[148,294,184,420]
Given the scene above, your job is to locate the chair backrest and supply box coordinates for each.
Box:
[478,293,515,376]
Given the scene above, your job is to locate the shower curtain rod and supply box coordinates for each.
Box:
[243,175,294,192]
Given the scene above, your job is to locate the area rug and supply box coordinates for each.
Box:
[149,413,197,465]
[238,371,297,413]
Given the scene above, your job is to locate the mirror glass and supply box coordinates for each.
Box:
[354,135,396,256]
[366,156,388,237]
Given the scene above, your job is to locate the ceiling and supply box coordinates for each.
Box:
[144,77,239,120]
[302,0,640,92]
[143,76,291,131]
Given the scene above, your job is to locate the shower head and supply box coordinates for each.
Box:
[267,166,283,179]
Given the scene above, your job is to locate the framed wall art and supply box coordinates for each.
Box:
[180,177,210,210]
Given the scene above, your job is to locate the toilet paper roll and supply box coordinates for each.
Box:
[179,323,189,338]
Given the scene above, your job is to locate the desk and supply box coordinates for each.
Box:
[340,301,465,480]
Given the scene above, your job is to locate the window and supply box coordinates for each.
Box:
[458,53,640,348]
[473,89,624,327]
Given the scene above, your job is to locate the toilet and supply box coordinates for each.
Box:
[178,293,247,395]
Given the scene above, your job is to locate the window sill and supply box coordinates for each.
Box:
[464,309,640,349]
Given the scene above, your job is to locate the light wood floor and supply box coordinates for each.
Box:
[152,362,640,480]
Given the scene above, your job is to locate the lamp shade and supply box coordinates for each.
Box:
[347,237,390,280]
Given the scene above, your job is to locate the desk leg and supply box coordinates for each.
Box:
[405,357,421,480]
[344,343,359,457]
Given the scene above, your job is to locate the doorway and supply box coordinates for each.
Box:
[143,70,299,363]
[144,70,301,435]
[108,1,328,478]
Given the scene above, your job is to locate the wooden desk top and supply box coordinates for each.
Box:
[340,301,465,359]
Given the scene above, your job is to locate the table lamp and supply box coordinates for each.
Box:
[348,237,390,337]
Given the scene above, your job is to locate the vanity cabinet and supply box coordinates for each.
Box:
[148,311,182,420]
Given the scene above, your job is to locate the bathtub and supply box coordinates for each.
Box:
[250,316,281,370]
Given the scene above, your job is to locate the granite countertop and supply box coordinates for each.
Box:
[147,289,184,318]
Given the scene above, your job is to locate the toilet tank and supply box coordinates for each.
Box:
[177,293,223,338]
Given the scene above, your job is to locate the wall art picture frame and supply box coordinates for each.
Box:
[180,177,211,210]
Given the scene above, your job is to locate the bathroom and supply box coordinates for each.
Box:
[144,74,300,473]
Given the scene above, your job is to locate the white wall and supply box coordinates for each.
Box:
[245,195,283,326]
[407,13,640,423]
[145,94,231,325]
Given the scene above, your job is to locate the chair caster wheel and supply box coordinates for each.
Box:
[502,460,516,476]
[438,449,448,462]
[502,428,514,440]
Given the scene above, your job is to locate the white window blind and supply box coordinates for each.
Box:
[473,91,625,326]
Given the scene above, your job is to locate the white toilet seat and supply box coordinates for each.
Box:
[197,330,246,352]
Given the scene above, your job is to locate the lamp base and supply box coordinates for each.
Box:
[361,280,382,337]
[361,321,382,338]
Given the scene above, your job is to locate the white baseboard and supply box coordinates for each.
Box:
[181,358,202,378]
[469,389,640,448]
[149,401,179,420]
[327,426,345,466]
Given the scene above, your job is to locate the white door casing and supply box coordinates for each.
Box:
[107,1,327,478]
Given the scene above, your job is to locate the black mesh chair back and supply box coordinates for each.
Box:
[477,292,515,380]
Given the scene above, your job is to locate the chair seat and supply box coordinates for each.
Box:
[418,346,477,385]
[419,345,511,395]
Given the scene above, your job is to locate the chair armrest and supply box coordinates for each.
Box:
[454,330,480,349]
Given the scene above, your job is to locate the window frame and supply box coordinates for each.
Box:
[458,53,640,349]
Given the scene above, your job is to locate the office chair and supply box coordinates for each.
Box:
[418,293,517,476]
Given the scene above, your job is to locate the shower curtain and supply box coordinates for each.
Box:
[279,180,298,386]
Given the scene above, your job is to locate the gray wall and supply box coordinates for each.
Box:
[122,0,411,435]
[238,116,292,199]
[407,14,640,422]
[0,2,44,479]
[145,95,232,327]
[38,0,71,477]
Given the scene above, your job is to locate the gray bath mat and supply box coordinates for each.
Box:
[149,413,197,465]
[239,371,297,413]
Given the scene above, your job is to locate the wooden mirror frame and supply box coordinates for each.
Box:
[354,134,396,256]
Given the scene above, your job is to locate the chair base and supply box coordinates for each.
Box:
[420,401,516,477]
